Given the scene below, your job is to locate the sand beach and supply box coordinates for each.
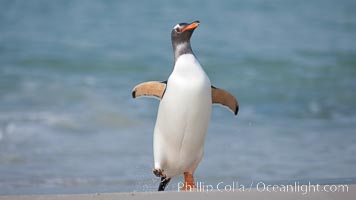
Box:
[0,184,354,200]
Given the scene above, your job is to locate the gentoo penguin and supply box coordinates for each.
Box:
[132,21,238,191]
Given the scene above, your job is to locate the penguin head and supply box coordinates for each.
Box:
[171,21,200,46]
[171,21,200,62]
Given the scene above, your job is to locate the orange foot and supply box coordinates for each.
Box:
[180,172,197,191]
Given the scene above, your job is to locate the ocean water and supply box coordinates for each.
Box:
[1,0,356,195]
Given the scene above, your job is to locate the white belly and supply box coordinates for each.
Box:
[153,54,212,178]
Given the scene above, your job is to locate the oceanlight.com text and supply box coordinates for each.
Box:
[177,181,349,195]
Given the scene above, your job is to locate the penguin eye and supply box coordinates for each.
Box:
[173,24,181,33]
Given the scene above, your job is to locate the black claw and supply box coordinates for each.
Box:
[158,177,171,191]
[153,168,164,177]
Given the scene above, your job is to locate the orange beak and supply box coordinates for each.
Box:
[182,21,200,32]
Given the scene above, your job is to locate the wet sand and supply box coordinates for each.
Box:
[0,184,354,200]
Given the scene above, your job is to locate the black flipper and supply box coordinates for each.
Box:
[158,177,171,191]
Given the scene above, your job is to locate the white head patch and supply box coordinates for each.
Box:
[173,24,181,30]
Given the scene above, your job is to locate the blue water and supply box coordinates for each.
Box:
[1,0,356,195]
